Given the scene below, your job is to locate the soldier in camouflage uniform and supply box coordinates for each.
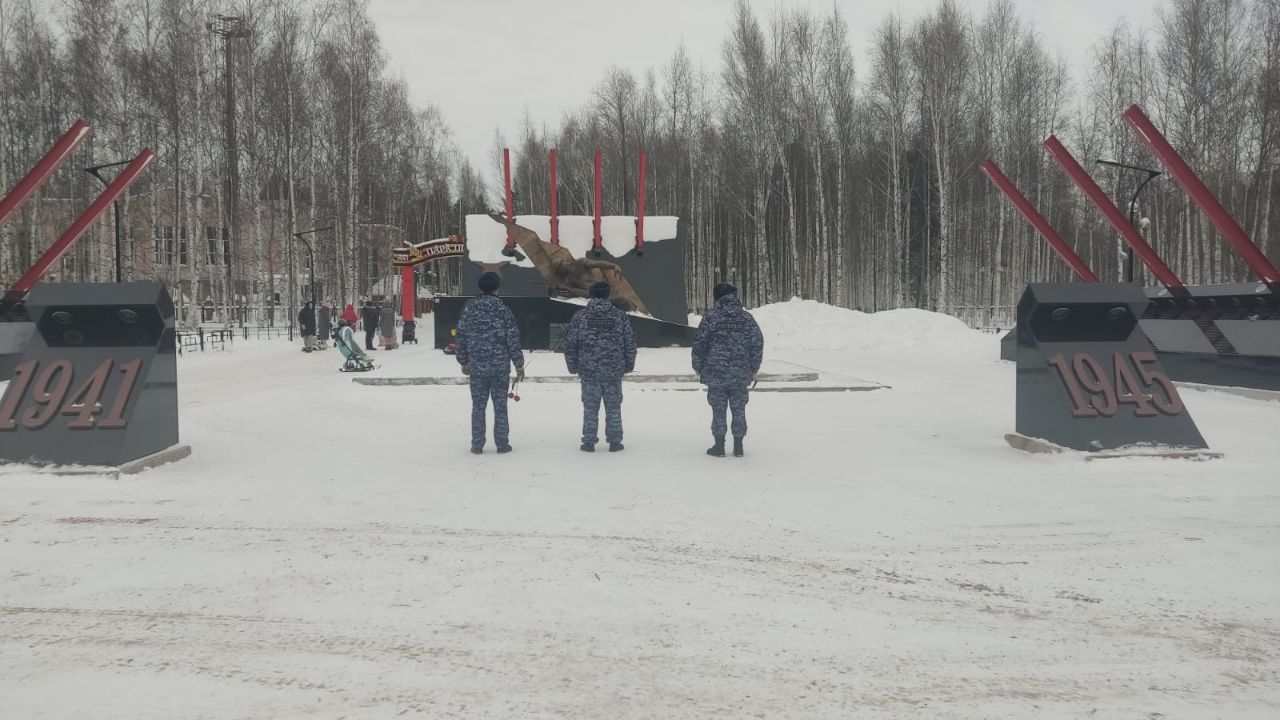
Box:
[456,272,525,454]
[565,282,637,452]
[692,283,764,457]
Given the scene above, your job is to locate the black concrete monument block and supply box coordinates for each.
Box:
[1015,283,1208,452]
[0,282,179,466]
[460,234,689,324]
[433,296,696,351]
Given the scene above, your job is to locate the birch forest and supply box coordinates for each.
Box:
[506,0,1280,325]
[0,0,478,325]
[2,0,1279,328]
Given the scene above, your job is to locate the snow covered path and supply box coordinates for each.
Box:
[2,315,1279,719]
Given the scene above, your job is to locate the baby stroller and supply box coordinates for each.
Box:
[335,319,376,372]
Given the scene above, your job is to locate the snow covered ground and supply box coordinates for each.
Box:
[2,301,1278,719]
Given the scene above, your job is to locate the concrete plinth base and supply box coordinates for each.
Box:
[661,383,887,394]
[1005,432,1221,461]
[1082,446,1223,462]
[118,444,193,475]
[0,444,192,478]
[1004,433,1065,455]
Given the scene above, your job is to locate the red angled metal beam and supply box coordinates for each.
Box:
[1043,135,1187,295]
[549,148,559,245]
[10,149,155,296]
[0,119,92,229]
[502,148,514,251]
[980,160,1100,283]
[592,149,603,257]
[1123,104,1280,291]
[635,151,647,256]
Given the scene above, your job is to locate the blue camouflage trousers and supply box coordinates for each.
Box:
[708,386,750,441]
[581,378,624,445]
[470,373,511,449]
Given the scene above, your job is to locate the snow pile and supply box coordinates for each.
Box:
[750,298,991,355]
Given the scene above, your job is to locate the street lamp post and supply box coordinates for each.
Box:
[1096,159,1162,284]
[208,14,252,326]
[84,159,133,283]
[293,226,332,310]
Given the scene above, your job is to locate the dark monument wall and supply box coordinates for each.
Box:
[433,296,696,351]
[460,235,688,324]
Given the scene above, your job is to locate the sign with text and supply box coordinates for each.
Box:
[392,236,466,267]
[1014,283,1208,451]
[0,282,178,466]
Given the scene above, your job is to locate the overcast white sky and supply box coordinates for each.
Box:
[367,0,1165,179]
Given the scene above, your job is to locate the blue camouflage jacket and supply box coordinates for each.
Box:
[564,298,637,380]
[692,294,764,388]
[456,294,524,376]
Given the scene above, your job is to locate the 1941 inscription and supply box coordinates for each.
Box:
[0,358,143,431]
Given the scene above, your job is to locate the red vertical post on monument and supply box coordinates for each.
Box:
[1122,105,1280,291]
[635,151,647,256]
[549,149,559,245]
[503,148,515,253]
[401,266,414,322]
[593,149,603,257]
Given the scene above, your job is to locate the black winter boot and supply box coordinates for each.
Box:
[733,438,744,457]
[609,442,624,452]
[496,445,512,454]
[707,439,726,457]
[580,442,595,453]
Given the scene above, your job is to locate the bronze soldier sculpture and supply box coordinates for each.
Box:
[485,213,651,316]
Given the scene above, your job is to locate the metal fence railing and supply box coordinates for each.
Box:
[177,328,234,355]
[951,305,1015,333]
[175,324,316,355]
[175,320,421,353]
[240,325,293,341]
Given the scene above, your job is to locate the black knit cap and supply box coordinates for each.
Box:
[713,282,737,300]
[478,272,501,294]
[589,281,611,299]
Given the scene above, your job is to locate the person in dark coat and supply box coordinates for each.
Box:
[379,298,398,350]
[361,300,379,350]
[692,283,764,457]
[455,272,525,453]
[564,281,637,452]
[298,301,317,352]
[316,302,332,350]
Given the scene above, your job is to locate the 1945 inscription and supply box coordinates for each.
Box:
[1047,351,1184,419]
